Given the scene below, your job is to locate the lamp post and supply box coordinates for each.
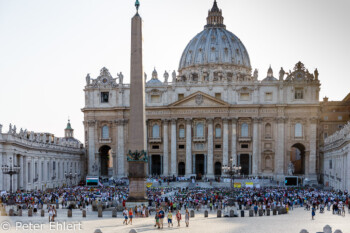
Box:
[1,157,20,194]
[222,158,241,191]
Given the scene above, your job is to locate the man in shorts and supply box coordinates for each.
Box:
[167,210,173,227]
[159,207,165,229]
[123,208,128,225]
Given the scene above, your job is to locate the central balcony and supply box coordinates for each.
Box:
[193,137,206,142]
[149,137,162,143]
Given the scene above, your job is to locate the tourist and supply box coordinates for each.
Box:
[159,207,165,229]
[123,208,128,225]
[167,210,173,227]
[128,208,134,225]
[311,205,315,220]
[176,210,181,227]
[48,205,54,222]
[154,209,160,229]
[185,209,190,227]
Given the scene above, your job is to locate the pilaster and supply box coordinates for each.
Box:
[185,118,192,176]
[207,118,214,178]
[231,117,238,166]
[87,120,96,175]
[162,119,169,176]
[223,118,229,167]
[170,118,177,175]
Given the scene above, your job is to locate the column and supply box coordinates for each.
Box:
[309,117,317,179]
[231,118,238,166]
[0,153,3,190]
[19,155,24,188]
[185,118,192,176]
[170,119,177,175]
[252,118,259,175]
[275,117,285,179]
[163,119,169,176]
[207,118,214,178]
[87,120,96,175]
[347,151,350,191]
[117,119,125,177]
[223,118,229,167]
[148,154,152,175]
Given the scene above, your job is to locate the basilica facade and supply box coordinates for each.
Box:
[82,1,320,181]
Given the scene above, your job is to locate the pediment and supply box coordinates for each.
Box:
[169,91,229,107]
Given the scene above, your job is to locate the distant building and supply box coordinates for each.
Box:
[0,120,85,192]
[82,1,320,181]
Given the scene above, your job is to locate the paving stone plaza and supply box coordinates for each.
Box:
[0,203,348,233]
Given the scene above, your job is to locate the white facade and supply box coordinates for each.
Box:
[0,123,85,192]
[323,122,350,191]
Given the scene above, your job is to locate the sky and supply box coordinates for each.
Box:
[0,0,349,142]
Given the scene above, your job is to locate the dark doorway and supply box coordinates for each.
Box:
[99,145,111,176]
[195,154,205,178]
[214,162,222,176]
[178,162,185,176]
[290,143,305,174]
[240,154,250,175]
[151,155,161,176]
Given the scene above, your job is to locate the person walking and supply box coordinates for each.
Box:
[48,205,54,222]
[311,206,315,220]
[159,207,165,229]
[176,210,181,227]
[123,208,128,225]
[154,209,160,229]
[167,210,173,227]
[185,209,190,227]
[128,208,134,225]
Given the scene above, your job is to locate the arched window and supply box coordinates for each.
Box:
[179,124,185,138]
[241,123,248,137]
[215,124,222,138]
[196,122,204,137]
[265,123,272,138]
[102,125,109,139]
[152,124,160,138]
[295,123,303,137]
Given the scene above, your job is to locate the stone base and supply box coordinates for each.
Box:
[125,201,148,209]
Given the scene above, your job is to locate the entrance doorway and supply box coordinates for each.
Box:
[239,154,250,175]
[99,145,111,176]
[151,155,161,176]
[214,162,222,176]
[195,154,205,178]
[290,143,305,174]
[178,162,185,176]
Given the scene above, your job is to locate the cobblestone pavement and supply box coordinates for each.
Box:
[0,206,348,233]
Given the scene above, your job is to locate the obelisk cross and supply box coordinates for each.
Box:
[135,0,140,13]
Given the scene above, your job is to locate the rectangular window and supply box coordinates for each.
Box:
[215,144,222,149]
[151,95,161,103]
[179,128,185,138]
[329,160,332,169]
[28,162,31,182]
[152,145,159,150]
[41,162,44,181]
[338,125,343,129]
[294,88,304,99]
[324,132,328,139]
[35,162,38,180]
[215,93,221,99]
[324,116,328,120]
[47,162,50,181]
[338,116,343,121]
[240,93,250,101]
[101,92,109,103]
[178,93,184,100]
[241,144,249,149]
[295,123,303,137]
[265,92,273,101]
[178,144,185,149]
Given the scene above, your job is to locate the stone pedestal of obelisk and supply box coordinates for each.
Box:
[126,4,148,208]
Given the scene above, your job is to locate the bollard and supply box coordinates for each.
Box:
[41,209,45,217]
[94,229,102,233]
[267,209,270,216]
[190,210,195,218]
[56,203,59,209]
[273,209,277,215]
[18,209,22,216]
[217,210,221,218]
[28,209,33,217]
[145,209,149,217]
[98,208,103,218]
[129,229,137,233]
[204,210,208,217]
[259,209,263,216]
[230,210,234,217]
[334,230,343,233]
[249,209,254,217]
[68,209,72,217]
[112,209,117,218]
[240,210,244,217]
[82,210,86,217]
[299,230,309,233]
[323,225,332,233]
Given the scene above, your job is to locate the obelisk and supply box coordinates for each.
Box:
[126,0,148,207]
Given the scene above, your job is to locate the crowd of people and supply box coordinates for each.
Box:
[1,183,350,227]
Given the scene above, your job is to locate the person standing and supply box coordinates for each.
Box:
[123,208,128,225]
[176,210,181,227]
[128,208,134,225]
[167,210,173,227]
[48,205,53,222]
[311,206,315,220]
[185,209,190,227]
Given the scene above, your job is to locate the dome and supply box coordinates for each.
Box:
[262,66,278,82]
[146,68,163,86]
[178,1,251,74]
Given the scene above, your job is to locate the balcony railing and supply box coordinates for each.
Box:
[238,137,251,142]
[193,137,205,142]
[149,137,162,143]
[99,138,112,143]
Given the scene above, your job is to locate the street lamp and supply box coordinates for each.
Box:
[1,157,20,194]
[222,158,241,190]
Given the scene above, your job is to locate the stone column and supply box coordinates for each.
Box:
[0,153,3,190]
[275,117,285,180]
[170,119,177,175]
[185,118,192,176]
[117,119,125,177]
[309,118,317,179]
[252,118,259,175]
[207,118,214,178]
[87,120,96,175]
[19,155,24,188]
[162,119,169,176]
[223,118,229,166]
[231,118,238,166]
[347,151,350,191]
